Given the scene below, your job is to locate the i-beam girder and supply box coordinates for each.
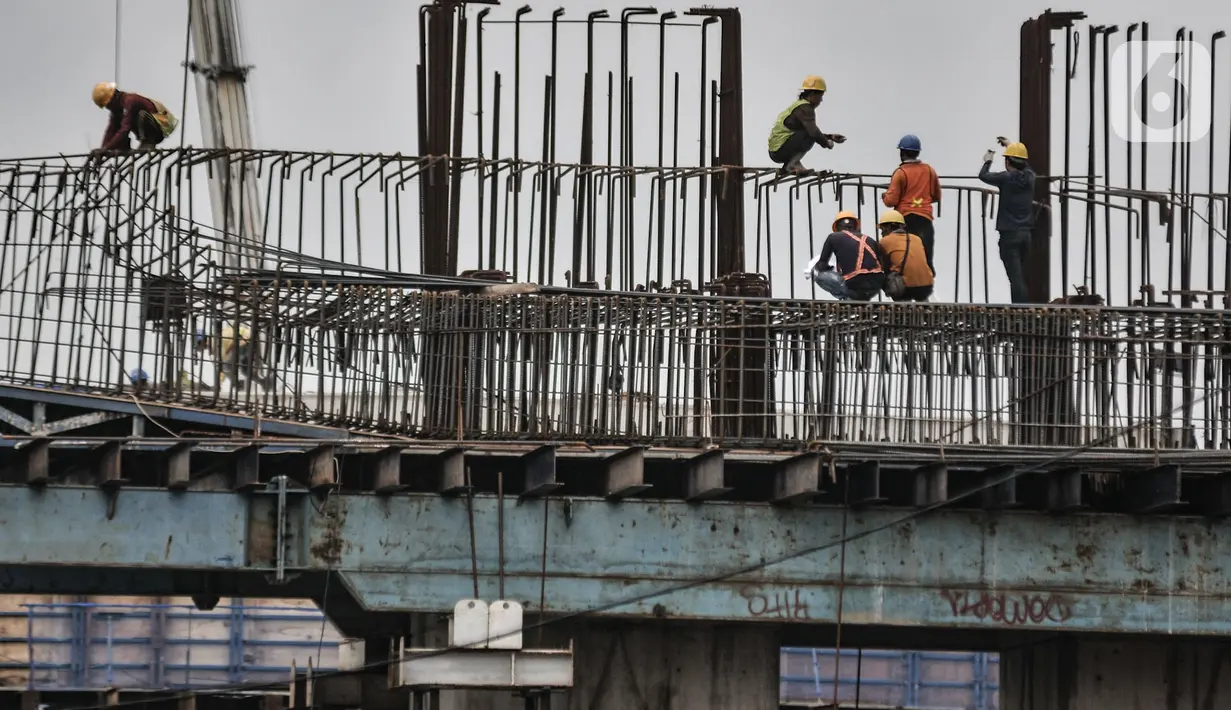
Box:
[2,485,1230,639]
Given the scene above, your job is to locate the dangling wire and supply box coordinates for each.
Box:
[113,0,122,83]
[179,0,193,148]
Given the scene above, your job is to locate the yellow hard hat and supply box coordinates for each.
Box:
[93,82,117,108]
[878,209,906,226]
[1004,142,1029,159]
[832,210,859,232]
[800,75,827,93]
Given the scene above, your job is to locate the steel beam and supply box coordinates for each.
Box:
[0,384,351,440]
[3,486,1231,636]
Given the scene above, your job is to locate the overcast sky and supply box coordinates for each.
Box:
[2,0,1230,304]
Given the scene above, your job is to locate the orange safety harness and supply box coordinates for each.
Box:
[839,230,884,280]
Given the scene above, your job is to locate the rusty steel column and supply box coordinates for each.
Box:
[684,8,771,444]
[707,273,774,443]
[419,1,474,439]
[419,0,458,276]
[1020,10,1086,302]
[686,7,745,279]
[1018,11,1086,446]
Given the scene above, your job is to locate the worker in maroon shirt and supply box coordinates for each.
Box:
[91,82,178,154]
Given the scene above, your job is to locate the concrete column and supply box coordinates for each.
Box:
[1001,638,1231,709]
[440,620,780,710]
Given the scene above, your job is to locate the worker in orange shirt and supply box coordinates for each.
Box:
[882,135,941,276]
[876,210,934,302]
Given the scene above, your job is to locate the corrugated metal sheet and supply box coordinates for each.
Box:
[781,648,999,710]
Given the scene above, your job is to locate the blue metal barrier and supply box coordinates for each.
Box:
[12,601,340,691]
[781,648,1000,709]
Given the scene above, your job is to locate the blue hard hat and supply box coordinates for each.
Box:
[897,134,922,152]
[194,328,206,344]
[129,368,150,384]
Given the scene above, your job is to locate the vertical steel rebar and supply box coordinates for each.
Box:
[1061,26,1077,297]
[1208,32,1225,296]
[697,17,717,288]
[1102,25,1119,301]
[1085,25,1102,295]
[656,12,677,288]
[476,8,491,272]
[1125,23,1137,305]
[1141,22,1152,292]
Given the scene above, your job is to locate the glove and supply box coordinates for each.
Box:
[803,254,823,279]
[824,138,835,149]
[830,134,847,144]
[983,150,995,163]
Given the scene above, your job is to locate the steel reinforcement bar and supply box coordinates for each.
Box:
[0,152,1223,308]
[0,254,1227,451]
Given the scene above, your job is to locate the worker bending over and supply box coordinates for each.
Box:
[767,76,846,176]
[876,210,934,302]
[882,135,941,275]
[92,82,178,154]
[978,142,1036,304]
[195,323,275,390]
[805,211,886,301]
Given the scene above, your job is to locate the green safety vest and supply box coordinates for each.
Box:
[767,99,810,153]
[148,99,179,138]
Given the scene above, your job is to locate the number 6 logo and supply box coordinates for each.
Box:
[1110,39,1212,144]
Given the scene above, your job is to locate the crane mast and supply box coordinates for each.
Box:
[187,0,263,272]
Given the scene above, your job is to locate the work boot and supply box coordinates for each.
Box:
[779,154,809,177]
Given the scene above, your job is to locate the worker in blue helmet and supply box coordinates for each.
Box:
[882,134,941,277]
[129,368,150,387]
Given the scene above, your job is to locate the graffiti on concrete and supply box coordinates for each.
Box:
[740,585,811,620]
[940,589,1073,626]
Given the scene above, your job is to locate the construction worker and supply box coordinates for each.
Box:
[767,76,846,176]
[92,82,178,154]
[882,135,942,276]
[805,211,886,301]
[194,323,275,390]
[978,141,1036,304]
[128,368,150,389]
[876,209,934,302]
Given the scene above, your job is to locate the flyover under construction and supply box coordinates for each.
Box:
[4,2,1231,709]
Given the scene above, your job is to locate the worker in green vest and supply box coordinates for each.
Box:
[767,75,846,176]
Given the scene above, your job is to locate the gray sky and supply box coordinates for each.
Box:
[2,0,1230,304]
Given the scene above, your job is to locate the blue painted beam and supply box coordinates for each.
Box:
[3,485,1231,636]
[0,383,352,439]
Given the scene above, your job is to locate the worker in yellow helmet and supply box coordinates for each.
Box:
[767,76,846,176]
[804,210,886,302]
[978,141,1036,304]
[876,209,933,302]
[194,323,275,390]
[91,82,179,155]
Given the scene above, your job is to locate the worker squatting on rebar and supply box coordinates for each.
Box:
[766,75,846,176]
[978,141,1037,304]
[805,210,932,303]
[90,81,179,157]
[193,324,276,391]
